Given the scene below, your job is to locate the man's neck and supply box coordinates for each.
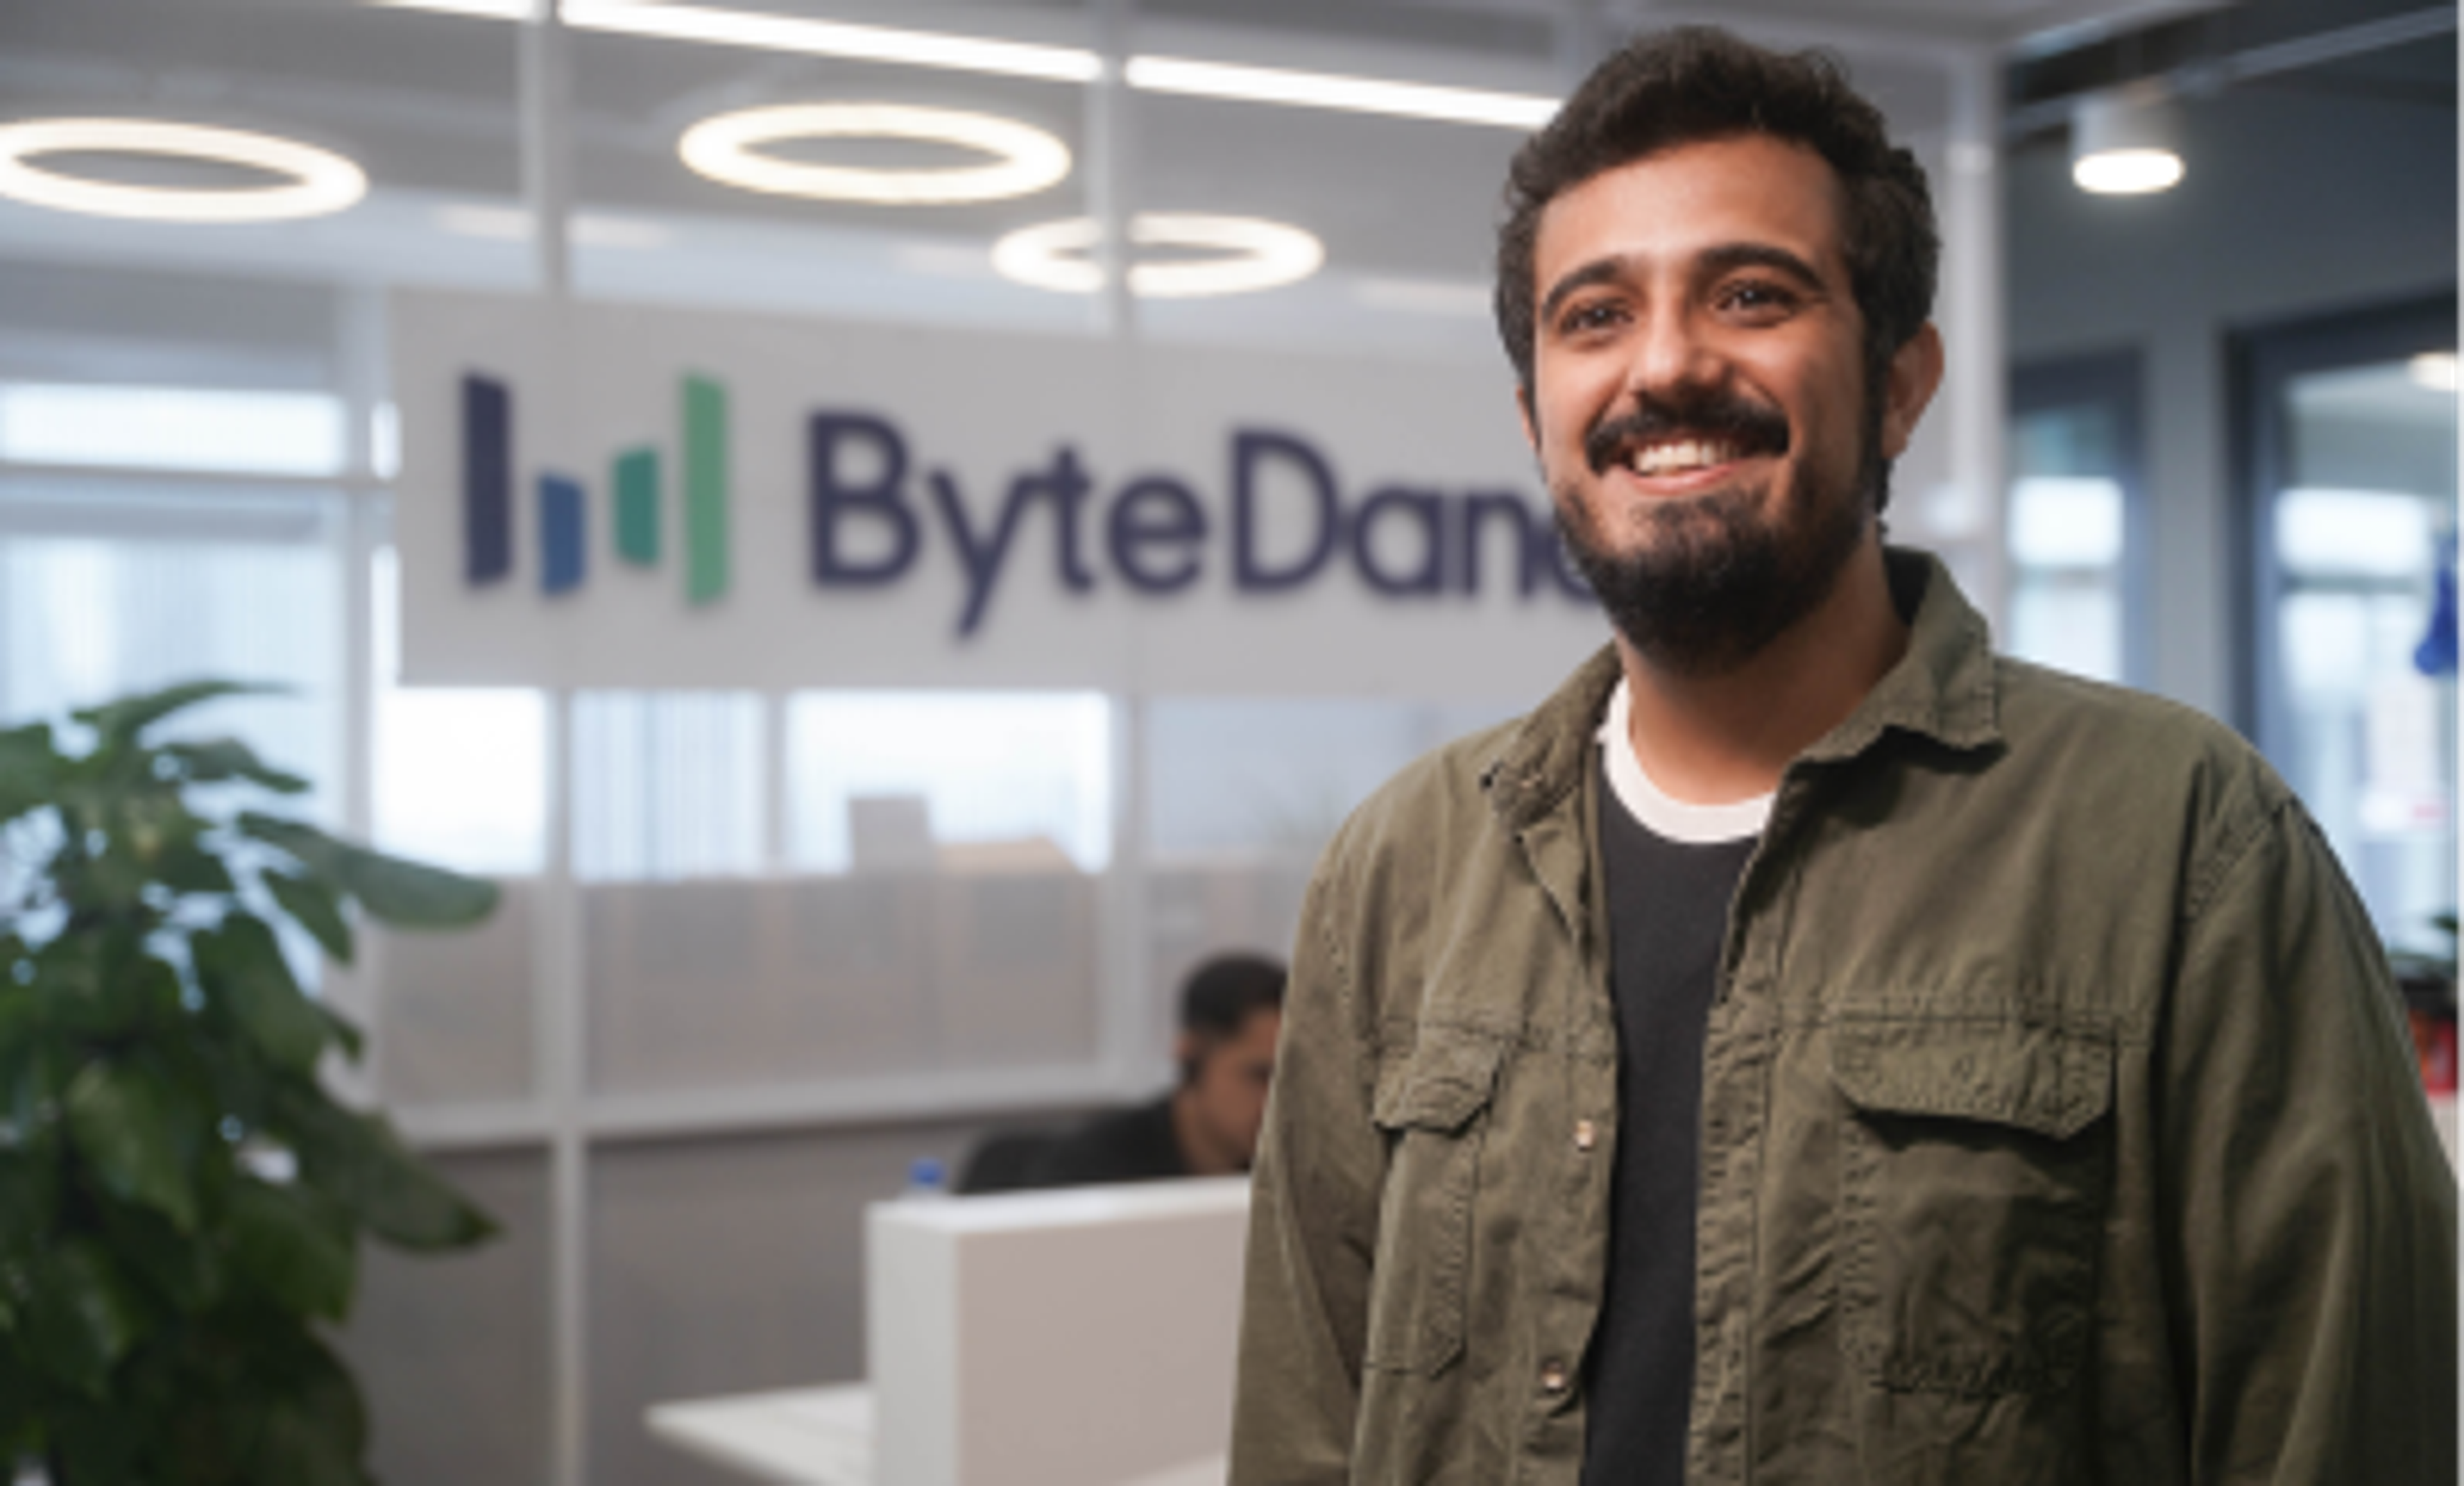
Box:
[1616,541,1908,805]
[1170,1086,1241,1177]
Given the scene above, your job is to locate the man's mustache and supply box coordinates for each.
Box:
[1584,389,1791,476]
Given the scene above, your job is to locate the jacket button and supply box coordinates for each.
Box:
[1573,1119,1597,1152]
[1539,1361,1570,1395]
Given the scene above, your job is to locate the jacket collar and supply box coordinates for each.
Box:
[1483,547,2001,830]
[1481,645,1622,830]
[1799,546,2003,764]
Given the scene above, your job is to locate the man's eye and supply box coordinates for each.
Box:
[1720,280,1797,315]
[1559,300,1623,334]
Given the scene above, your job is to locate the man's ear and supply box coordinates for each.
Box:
[1515,382,1538,454]
[1879,323,1946,461]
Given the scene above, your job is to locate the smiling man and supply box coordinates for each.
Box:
[1229,27,2455,1486]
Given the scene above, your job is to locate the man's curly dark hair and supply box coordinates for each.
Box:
[1494,27,1938,421]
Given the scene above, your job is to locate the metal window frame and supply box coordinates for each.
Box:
[2009,346,2150,685]
[2230,290,2458,753]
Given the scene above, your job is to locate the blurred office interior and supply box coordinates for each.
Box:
[0,0,2452,1481]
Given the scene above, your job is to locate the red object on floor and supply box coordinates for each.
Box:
[2409,1007,2458,1095]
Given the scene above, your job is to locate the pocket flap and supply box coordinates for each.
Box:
[1831,1018,2111,1140]
[1373,1029,1509,1132]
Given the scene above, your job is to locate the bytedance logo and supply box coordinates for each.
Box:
[460,370,730,604]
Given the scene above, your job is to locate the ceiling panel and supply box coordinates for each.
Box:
[0,0,2225,357]
[0,0,525,198]
[563,30,1095,236]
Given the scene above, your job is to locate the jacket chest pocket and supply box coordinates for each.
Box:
[1831,1016,2114,1397]
[1363,1030,1508,1376]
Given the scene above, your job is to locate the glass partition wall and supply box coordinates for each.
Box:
[2006,352,2145,685]
[2242,297,2460,961]
[0,5,2011,1483]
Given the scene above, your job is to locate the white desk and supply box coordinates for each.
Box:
[646,1383,1226,1486]
[647,1384,873,1485]
[651,1178,1248,1486]
[869,1180,1247,1486]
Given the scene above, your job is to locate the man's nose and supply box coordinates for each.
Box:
[1623,305,1720,403]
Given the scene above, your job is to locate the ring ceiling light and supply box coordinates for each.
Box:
[679,104,1071,205]
[0,118,368,223]
[993,214,1324,298]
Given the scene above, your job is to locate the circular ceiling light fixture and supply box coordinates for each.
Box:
[2070,88,2185,196]
[678,103,1071,205]
[0,117,368,223]
[992,213,1325,298]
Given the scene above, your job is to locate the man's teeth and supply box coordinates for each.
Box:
[1629,439,1738,477]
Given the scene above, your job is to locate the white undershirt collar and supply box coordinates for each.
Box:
[1595,678,1774,844]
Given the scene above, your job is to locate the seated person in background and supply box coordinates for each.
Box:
[1026,953,1286,1187]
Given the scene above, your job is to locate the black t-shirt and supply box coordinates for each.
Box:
[1023,1095,1189,1187]
[1580,774,1758,1486]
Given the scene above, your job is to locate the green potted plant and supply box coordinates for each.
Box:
[0,680,501,1483]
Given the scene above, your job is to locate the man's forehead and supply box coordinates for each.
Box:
[1530,133,1854,280]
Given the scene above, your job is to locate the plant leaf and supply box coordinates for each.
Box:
[94,1189,224,1315]
[234,811,350,881]
[314,1001,366,1062]
[264,869,354,966]
[38,932,181,1041]
[157,839,240,896]
[246,1332,372,1485]
[72,678,277,749]
[0,1341,33,1460]
[160,737,311,795]
[333,845,499,927]
[196,912,330,1073]
[225,1178,356,1321]
[270,1084,496,1251]
[240,814,497,928]
[51,1401,150,1483]
[0,721,58,828]
[0,1150,52,1327]
[51,785,159,912]
[34,933,119,1037]
[0,989,38,1107]
[24,1242,141,1396]
[4,1039,70,1151]
[65,1059,200,1231]
[251,1399,373,1486]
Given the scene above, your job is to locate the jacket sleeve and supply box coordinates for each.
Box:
[1228,859,1386,1485]
[2157,799,2458,1484]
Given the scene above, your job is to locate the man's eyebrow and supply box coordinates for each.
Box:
[1697,241,1828,290]
[1536,241,1832,327]
[1536,256,1629,328]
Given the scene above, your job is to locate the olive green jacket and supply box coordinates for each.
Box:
[1229,552,2456,1485]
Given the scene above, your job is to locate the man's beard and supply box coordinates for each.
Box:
[1552,384,1883,678]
